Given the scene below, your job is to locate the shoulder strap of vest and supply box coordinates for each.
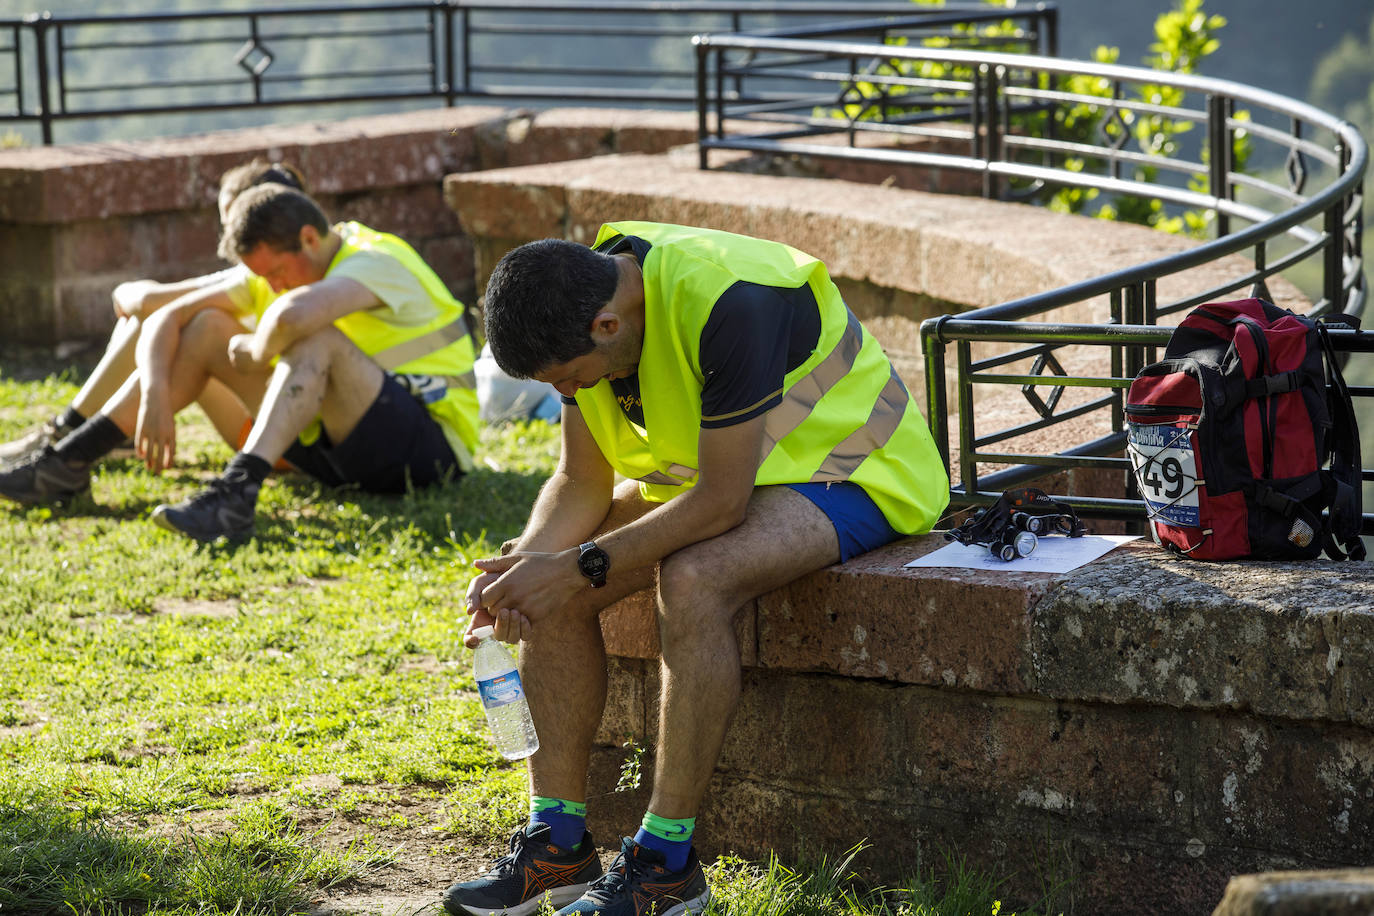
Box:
[1316,320,1366,561]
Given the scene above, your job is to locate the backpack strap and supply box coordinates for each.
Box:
[1316,321,1366,561]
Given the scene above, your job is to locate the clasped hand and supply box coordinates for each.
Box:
[227,333,270,372]
[462,548,583,646]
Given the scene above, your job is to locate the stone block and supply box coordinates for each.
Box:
[445,174,568,243]
[1028,544,1369,722]
[1192,715,1374,862]
[593,656,654,748]
[416,235,478,306]
[334,184,461,245]
[0,225,55,282]
[756,536,1053,692]
[1332,608,1374,729]
[0,279,58,343]
[1213,869,1374,916]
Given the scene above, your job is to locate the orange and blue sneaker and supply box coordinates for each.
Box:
[443,823,601,916]
[555,837,711,916]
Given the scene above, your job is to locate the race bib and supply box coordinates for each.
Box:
[1128,423,1200,527]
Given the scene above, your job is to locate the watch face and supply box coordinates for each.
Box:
[579,543,609,582]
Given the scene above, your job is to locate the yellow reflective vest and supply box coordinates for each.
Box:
[314,221,479,469]
[575,221,949,534]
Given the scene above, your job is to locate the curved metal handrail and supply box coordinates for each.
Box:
[693,30,1369,529]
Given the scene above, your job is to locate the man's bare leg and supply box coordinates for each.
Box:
[69,317,250,447]
[650,484,840,819]
[100,309,269,442]
[520,479,658,805]
[70,316,141,417]
[240,326,383,466]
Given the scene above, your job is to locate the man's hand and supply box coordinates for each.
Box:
[465,549,585,644]
[135,392,176,473]
[227,333,270,373]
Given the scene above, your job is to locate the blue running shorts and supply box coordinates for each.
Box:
[784,480,902,562]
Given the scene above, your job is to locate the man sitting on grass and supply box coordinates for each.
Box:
[447,221,949,916]
[0,157,307,467]
[0,185,479,542]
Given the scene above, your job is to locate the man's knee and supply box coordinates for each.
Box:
[279,324,351,364]
[656,552,733,652]
[180,308,239,346]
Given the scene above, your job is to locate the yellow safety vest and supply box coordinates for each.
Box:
[575,221,949,534]
[310,221,479,469]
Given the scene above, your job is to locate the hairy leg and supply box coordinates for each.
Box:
[649,484,840,819]
[521,480,657,805]
[240,326,383,465]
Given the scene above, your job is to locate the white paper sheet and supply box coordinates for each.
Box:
[904,533,1141,574]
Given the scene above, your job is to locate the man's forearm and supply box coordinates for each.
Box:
[514,470,613,553]
[594,480,747,575]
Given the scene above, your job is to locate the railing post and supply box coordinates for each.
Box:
[461,5,472,96]
[1207,93,1233,238]
[442,2,455,105]
[971,64,984,192]
[1325,140,1349,312]
[957,339,977,497]
[922,322,951,473]
[695,35,709,170]
[11,24,24,131]
[982,64,1003,200]
[27,14,51,145]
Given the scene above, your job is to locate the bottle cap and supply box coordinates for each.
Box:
[472,625,494,640]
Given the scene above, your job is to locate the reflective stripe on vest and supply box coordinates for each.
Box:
[370,314,474,383]
[811,365,908,481]
[625,312,906,488]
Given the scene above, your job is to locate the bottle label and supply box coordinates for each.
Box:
[477,670,525,709]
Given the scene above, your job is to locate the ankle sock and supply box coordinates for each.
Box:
[54,415,126,466]
[56,406,87,434]
[633,812,694,872]
[529,797,586,850]
[225,452,272,486]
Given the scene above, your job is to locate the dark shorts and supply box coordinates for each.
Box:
[283,373,461,495]
[784,480,902,562]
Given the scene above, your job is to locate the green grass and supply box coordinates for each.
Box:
[0,366,555,913]
[0,366,1066,915]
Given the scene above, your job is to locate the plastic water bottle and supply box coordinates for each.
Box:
[472,625,539,760]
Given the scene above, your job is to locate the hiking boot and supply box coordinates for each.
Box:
[0,446,91,505]
[150,474,258,543]
[0,417,73,468]
[555,838,710,916]
[443,823,601,916]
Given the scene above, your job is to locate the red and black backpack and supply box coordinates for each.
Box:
[1125,297,1365,561]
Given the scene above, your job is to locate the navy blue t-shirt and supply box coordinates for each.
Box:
[563,233,821,430]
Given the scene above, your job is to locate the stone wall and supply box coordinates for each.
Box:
[440,149,1374,915]
[0,105,701,347]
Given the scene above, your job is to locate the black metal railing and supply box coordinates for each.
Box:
[0,1,1033,145]
[693,31,1370,533]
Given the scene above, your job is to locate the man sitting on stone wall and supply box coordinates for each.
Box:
[445,221,950,916]
[0,185,480,542]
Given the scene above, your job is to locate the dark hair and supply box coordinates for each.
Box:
[218,185,330,261]
[482,239,620,379]
[217,157,308,206]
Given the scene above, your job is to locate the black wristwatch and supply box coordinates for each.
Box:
[577,540,610,588]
